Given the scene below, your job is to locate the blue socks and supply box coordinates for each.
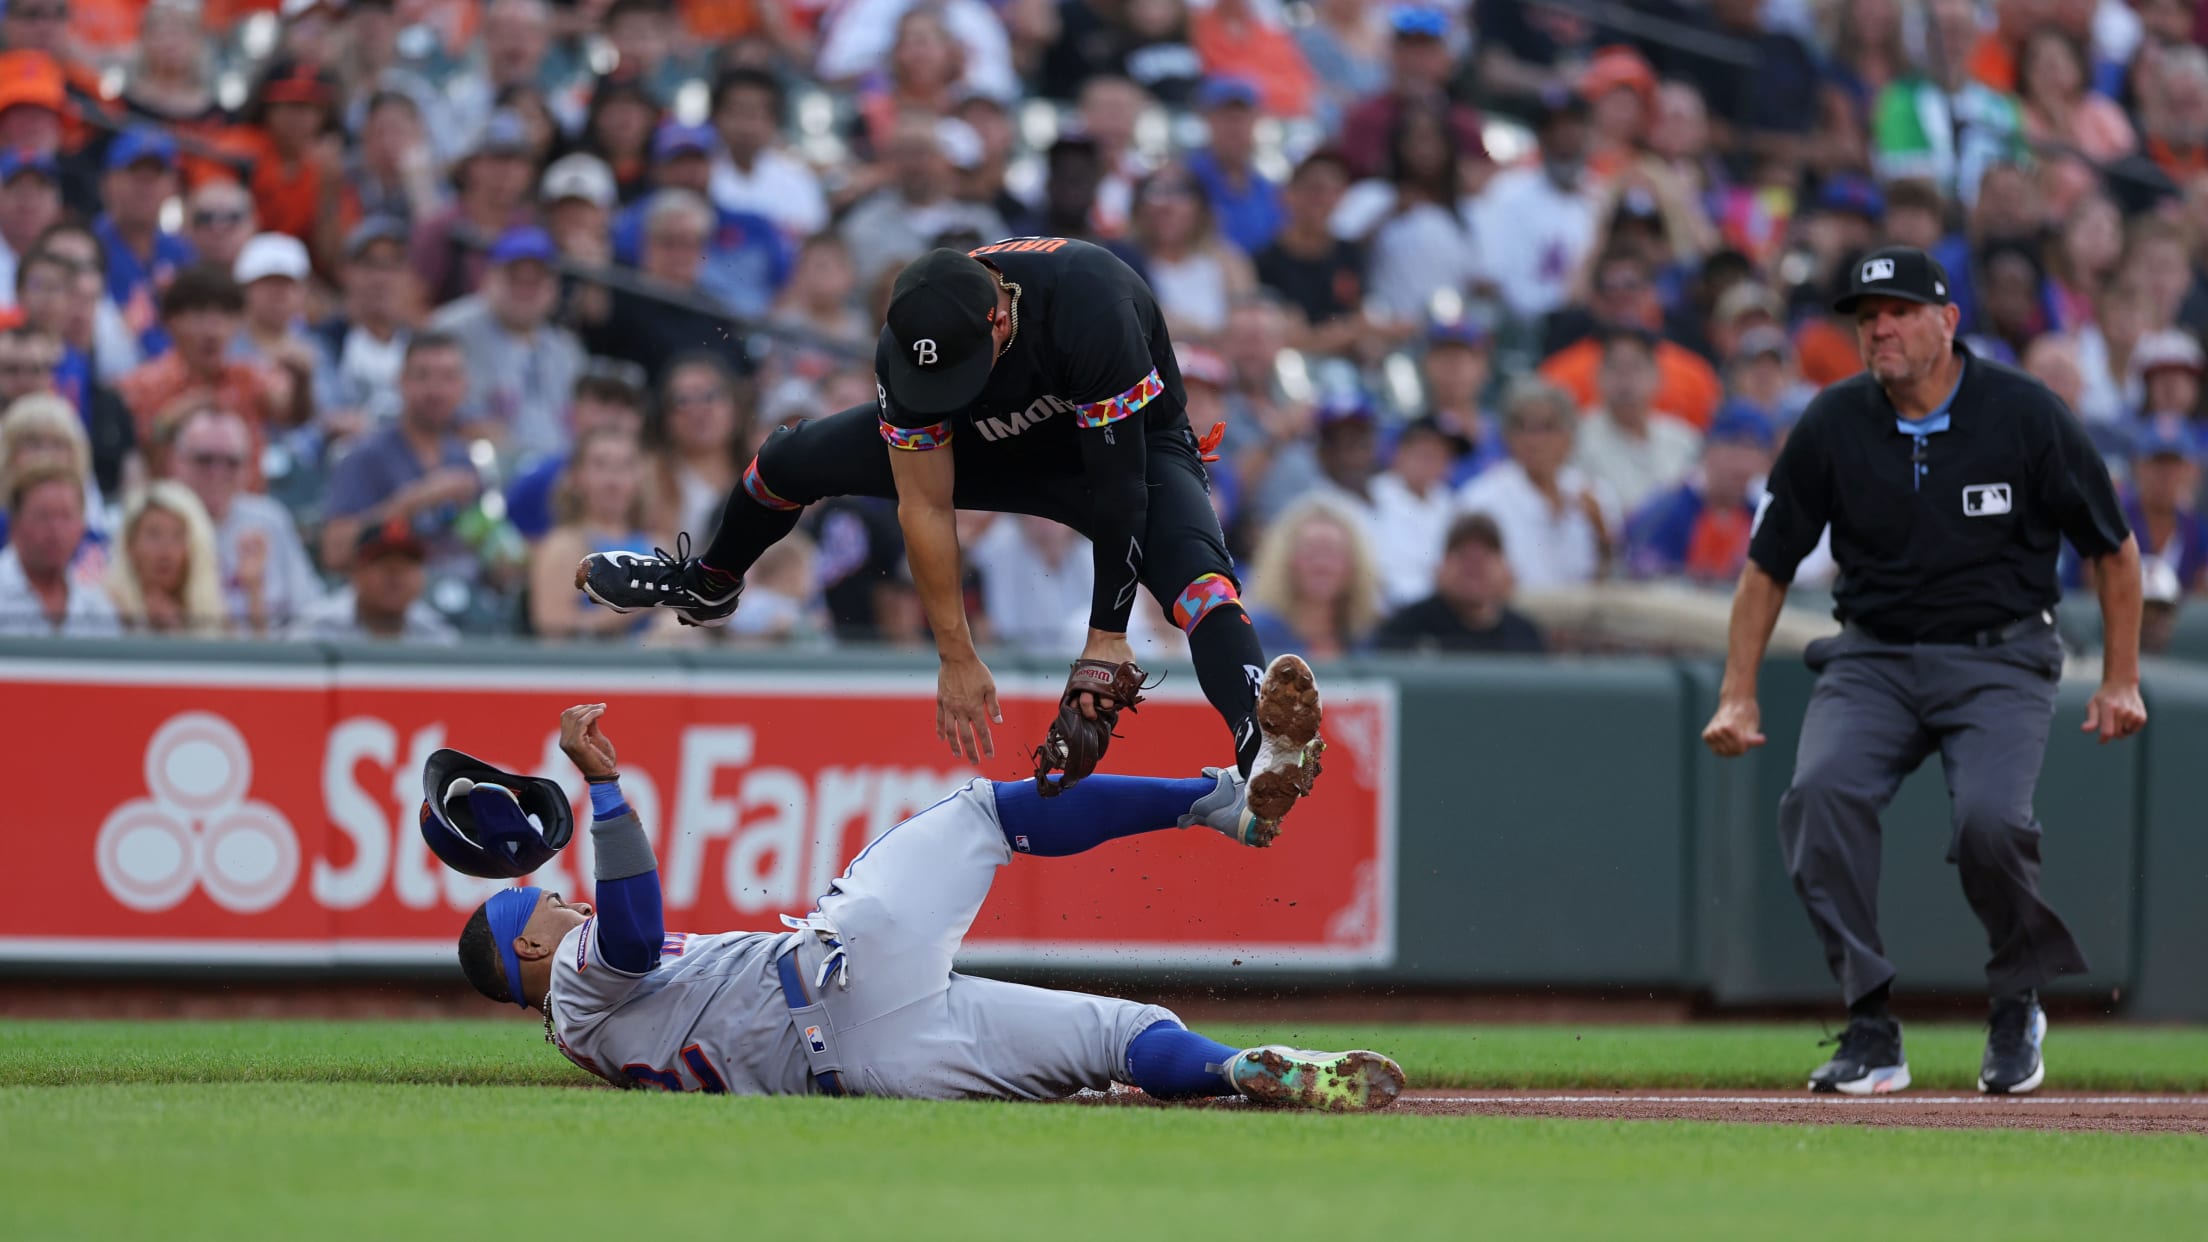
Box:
[989,774,1218,857]
[1125,1021,1241,1098]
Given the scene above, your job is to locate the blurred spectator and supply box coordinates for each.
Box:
[118,265,289,484]
[953,90,1030,226]
[707,68,829,238]
[313,218,418,437]
[1039,0,1200,107]
[1708,280,1786,369]
[120,2,221,138]
[289,516,459,643]
[1186,78,1281,257]
[1018,129,1108,242]
[579,74,662,205]
[2134,329,2204,419]
[345,90,443,236]
[0,148,60,308]
[40,220,144,386]
[2045,193,2125,332]
[1127,163,1252,341]
[2018,26,2138,207]
[2121,216,2207,339]
[970,513,1092,654]
[237,58,344,270]
[1661,0,1823,170]
[1188,0,1313,120]
[95,128,192,360]
[612,121,793,320]
[1539,249,1723,429]
[1727,324,1814,427]
[1418,319,1506,483]
[838,114,1007,294]
[540,153,619,265]
[1968,239,2049,364]
[854,5,968,155]
[1339,6,1484,181]
[0,51,79,215]
[1074,74,1153,240]
[1474,0,1604,116]
[171,406,319,635]
[182,180,258,276]
[1373,511,1545,654]
[1,318,128,503]
[2022,332,2090,414]
[527,426,659,640]
[1294,0,1390,131]
[648,353,742,539]
[1243,493,1380,660]
[1874,0,2024,208]
[1459,377,1616,590]
[816,0,1020,102]
[1253,149,1369,354]
[412,110,538,306]
[1621,403,1775,583]
[1470,91,1598,324]
[584,190,753,380]
[1310,393,1381,526]
[1580,45,1657,184]
[0,464,119,636]
[1370,416,1464,608]
[1571,326,1701,515]
[770,233,869,379]
[602,0,694,105]
[445,0,554,152]
[506,360,650,542]
[2077,277,2154,423]
[0,389,106,554]
[105,480,225,635]
[805,494,907,641]
[2075,413,2208,597]
[1336,99,1481,324]
[229,233,319,429]
[319,332,481,573]
[719,528,829,647]
[2137,44,2208,182]
[430,226,584,464]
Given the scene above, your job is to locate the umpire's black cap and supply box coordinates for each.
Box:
[1832,245,1952,314]
[877,249,999,415]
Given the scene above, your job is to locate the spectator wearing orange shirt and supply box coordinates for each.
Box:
[1539,249,1723,430]
[1189,0,1314,119]
[1967,0,2043,96]
[236,57,344,274]
[117,265,287,485]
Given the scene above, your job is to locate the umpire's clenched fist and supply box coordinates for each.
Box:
[1702,698,1767,758]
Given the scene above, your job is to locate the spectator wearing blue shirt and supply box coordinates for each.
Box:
[611,121,793,321]
[2064,414,2208,596]
[92,129,194,361]
[319,332,481,575]
[1184,77,1283,257]
[1622,404,1775,584]
[1417,319,1508,487]
[505,360,650,543]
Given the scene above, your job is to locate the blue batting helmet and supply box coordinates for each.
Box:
[418,748,575,879]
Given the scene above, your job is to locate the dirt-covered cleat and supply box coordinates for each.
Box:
[1226,1046,1406,1112]
[1241,654,1325,847]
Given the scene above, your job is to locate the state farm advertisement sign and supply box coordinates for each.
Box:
[0,659,1395,970]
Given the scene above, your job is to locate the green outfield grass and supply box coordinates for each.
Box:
[2,1021,2202,1241]
[4,1018,2206,1091]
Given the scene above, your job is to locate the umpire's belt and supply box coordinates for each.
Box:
[776,945,851,1097]
[1847,610,2055,648]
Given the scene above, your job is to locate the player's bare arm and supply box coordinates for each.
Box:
[889,442,1002,763]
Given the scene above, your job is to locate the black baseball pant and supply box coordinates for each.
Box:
[706,402,1266,771]
[1777,626,2090,1006]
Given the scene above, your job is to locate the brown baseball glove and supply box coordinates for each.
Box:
[1031,659,1152,796]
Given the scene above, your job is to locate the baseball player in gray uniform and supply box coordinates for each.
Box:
[446,689,1403,1111]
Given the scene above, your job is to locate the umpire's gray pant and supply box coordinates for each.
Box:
[1778,627,2089,1006]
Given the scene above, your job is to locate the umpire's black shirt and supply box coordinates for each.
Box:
[1748,342,2130,641]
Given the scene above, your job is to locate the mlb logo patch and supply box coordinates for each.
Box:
[1013,835,1031,853]
[1963,484,2013,516]
[805,1026,827,1054]
[1862,258,1897,282]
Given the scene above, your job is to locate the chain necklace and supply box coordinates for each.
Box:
[996,274,1022,355]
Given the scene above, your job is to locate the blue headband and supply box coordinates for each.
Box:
[485,885,543,1009]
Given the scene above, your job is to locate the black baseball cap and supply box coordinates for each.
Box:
[877,249,998,415]
[1832,245,1952,314]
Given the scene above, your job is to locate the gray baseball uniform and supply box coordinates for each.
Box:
[547,780,1175,1098]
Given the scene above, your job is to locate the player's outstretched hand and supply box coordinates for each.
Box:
[559,703,620,780]
[938,655,1001,764]
[2081,680,2146,745]
[1701,697,1766,758]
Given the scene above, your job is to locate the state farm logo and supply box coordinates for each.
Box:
[96,712,299,913]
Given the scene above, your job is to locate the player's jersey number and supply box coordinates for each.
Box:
[622,1043,730,1093]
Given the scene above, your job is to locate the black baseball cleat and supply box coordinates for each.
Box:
[1807,1014,1911,1095]
[1979,993,2048,1095]
[574,534,743,628]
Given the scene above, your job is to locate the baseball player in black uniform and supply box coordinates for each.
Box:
[1701,246,2147,1097]
[577,240,1322,844]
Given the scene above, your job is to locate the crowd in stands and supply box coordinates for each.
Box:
[0,0,2205,660]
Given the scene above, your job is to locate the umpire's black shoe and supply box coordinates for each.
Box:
[1979,993,2048,1095]
[1807,1015,1911,1095]
[575,534,743,628]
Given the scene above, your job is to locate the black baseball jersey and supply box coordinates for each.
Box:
[874,237,1188,463]
[1748,343,2130,641]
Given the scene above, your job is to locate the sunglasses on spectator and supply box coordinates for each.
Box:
[1511,418,1569,434]
[185,451,247,471]
[0,359,54,376]
[648,231,707,250]
[192,209,250,229]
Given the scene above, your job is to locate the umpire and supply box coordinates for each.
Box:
[1701,246,2147,1098]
